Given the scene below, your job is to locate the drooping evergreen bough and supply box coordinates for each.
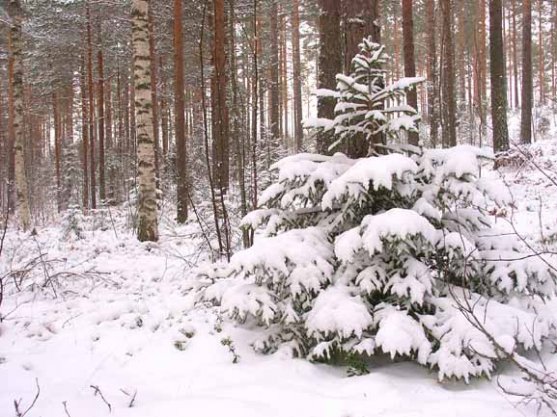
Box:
[199,39,557,382]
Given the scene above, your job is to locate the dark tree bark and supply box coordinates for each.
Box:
[402,0,419,146]
[441,0,457,147]
[86,1,96,209]
[97,29,106,203]
[174,0,188,222]
[521,0,533,144]
[269,1,280,141]
[511,0,519,108]
[291,0,303,151]
[7,30,16,213]
[53,92,61,211]
[316,0,342,155]
[489,0,509,152]
[211,0,230,191]
[80,57,89,209]
[426,0,439,147]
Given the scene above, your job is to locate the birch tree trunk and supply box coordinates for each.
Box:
[132,0,158,242]
[9,0,31,230]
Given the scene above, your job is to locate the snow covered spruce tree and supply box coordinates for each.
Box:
[307,37,423,155]
[199,39,557,382]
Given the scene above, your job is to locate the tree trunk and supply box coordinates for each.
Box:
[132,0,158,242]
[97,29,106,203]
[211,0,230,191]
[269,1,280,141]
[402,0,419,146]
[80,57,90,209]
[148,5,160,183]
[9,0,31,230]
[537,0,544,105]
[512,0,519,108]
[174,0,188,222]
[441,0,457,147]
[291,0,303,151]
[86,1,96,209]
[53,92,62,211]
[316,0,342,155]
[7,30,16,213]
[426,0,439,147]
[521,0,533,144]
[489,0,509,152]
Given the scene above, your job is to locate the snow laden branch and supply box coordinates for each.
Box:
[199,145,557,382]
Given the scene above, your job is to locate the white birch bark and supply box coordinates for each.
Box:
[132,0,158,242]
[10,0,31,231]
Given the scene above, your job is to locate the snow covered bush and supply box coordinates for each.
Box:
[199,38,557,382]
[199,146,557,381]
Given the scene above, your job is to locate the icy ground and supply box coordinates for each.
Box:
[3,142,557,417]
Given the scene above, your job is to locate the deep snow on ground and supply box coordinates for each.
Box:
[3,142,557,417]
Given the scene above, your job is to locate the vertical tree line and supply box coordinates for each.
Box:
[0,0,551,241]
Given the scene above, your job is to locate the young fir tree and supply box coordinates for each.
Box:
[307,37,424,155]
[200,39,557,382]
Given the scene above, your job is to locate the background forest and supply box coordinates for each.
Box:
[0,0,552,246]
[3,1,557,416]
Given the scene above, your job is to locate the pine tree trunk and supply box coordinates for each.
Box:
[7,32,16,213]
[489,0,509,152]
[80,57,90,209]
[0,79,5,209]
[132,0,158,242]
[280,9,289,141]
[316,0,341,155]
[86,2,96,209]
[269,1,280,141]
[512,0,519,108]
[521,0,533,144]
[9,0,31,230]
[402,0,419,146]
[53,92,62,211]
[291,0,303,151]
[211,0,230,191]
[159,56,169,158]
[537,0,544,105]
[441,0,457,147]
[229,0,249,248]
[97,31,106,203]
[174,0,188,222]
[426,0,439,147]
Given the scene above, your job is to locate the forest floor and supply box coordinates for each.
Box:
[2,140,557,417]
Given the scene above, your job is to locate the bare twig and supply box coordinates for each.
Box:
[62,401,72,417]
[13,378,40,417]
[119,388,137,408]
[90,385,112,413]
